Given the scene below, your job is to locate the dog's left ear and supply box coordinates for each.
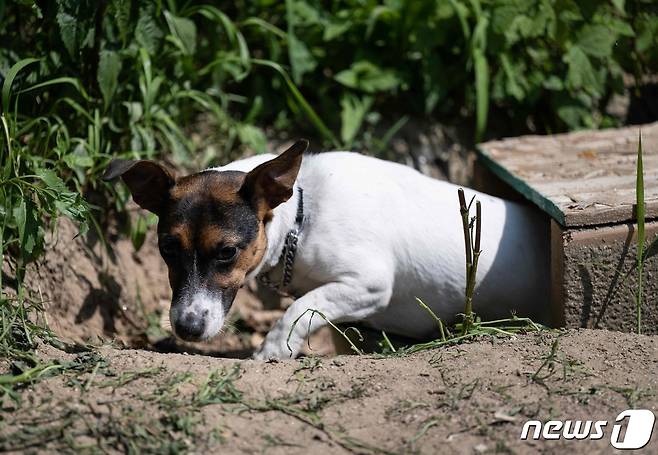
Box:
[241,139,308,213]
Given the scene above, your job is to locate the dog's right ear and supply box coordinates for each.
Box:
[103,159,175,215]
[240,139,308,215]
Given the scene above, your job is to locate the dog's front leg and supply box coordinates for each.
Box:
[253,280,391,360]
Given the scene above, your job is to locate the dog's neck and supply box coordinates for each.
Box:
[249,185,303,279]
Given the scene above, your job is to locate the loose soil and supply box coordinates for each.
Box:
[2,216,657,454]
[1,330,657,454]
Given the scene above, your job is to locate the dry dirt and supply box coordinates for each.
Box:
[1,330,657,454]
[2,218,658,454]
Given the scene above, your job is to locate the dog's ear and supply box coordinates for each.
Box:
[241,139,308,212]
[103,159,175,215]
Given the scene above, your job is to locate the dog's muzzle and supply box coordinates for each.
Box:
[173,309,208,340]
[170,289,229,341]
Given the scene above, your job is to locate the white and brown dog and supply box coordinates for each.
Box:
[104,140,549,359]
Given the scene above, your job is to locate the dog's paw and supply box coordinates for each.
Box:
[253,341,295,360]
[253,330,302,360]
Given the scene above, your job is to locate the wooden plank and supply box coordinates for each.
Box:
[550,219,565,327]
[477,122,658,227]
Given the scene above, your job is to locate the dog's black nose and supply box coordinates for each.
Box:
[174,313,206,340]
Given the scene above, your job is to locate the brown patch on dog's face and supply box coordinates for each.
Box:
[104,140,308,341]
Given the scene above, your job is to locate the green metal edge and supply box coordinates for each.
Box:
[476,145,567,227]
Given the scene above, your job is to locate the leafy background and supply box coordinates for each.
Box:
[0,0,657,358]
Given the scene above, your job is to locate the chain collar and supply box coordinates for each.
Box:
[257,187,304,296]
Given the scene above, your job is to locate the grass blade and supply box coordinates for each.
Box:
[473,49,488,142]
[2,58,40,114]
[636,131,645,334]
[251,58,339,147]
[18,76,89,100]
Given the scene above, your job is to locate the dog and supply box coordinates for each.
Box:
[104,140,549,359]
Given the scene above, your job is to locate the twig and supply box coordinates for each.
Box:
[458,189,482,335]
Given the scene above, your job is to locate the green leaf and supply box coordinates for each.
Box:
[18,76,89,101]
[13,199,26,248]
[236,124,267,153]
[607,18,634,37]
[543,76,563,91]
[287,33,316,85]
[366,5,397,39]
[491,5,519,35]
[13,197,39,256]
[340,94,373,148]
[35,168,68,192]
[285,0,316,84]
[500,54,523,100]
[56,11,79,58]
[63,147,94,172]
[636,14,658,54]
[130,214,148,252]
[564,46,597,91]
[111,0,132,44]
[554,95,588,129]
[576,25,616,58]
[323,20,352,41]
[448,0,471,39]
[98,50,122,108]
[135,10,163,55]
[335,61,400,93]
[2,58,40,114]
[612,0,625,13]
[474,49,489,142]
[164,11,197,55]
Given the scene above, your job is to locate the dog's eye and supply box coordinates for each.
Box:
[159,236,179,260]
[215,246,238,264]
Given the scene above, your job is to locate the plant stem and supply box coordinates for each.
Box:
[416,297,446,341]
[458,189,482,335]
[636,131,645,334]
[381,331,396,353]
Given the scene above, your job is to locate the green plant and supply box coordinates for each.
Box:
[1,58,90,396]
[635,131,645,334]
[229,0,658,142]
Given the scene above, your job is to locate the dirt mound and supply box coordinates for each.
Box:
[2,329,656,453]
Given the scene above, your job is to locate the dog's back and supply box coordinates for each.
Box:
[293,152,550,337]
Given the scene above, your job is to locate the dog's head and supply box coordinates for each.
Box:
[103,140,307,341]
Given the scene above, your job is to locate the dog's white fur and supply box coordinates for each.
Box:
[215,151,549,359]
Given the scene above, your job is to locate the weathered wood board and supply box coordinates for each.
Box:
[477,122,658,227]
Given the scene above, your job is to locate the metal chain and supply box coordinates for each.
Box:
[257,187,304,296]
[280,228,299,289]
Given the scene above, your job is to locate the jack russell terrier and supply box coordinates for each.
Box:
[104,140,549,359]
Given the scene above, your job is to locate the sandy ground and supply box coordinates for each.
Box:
[2,218,657,454]
[1,329,657,454]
